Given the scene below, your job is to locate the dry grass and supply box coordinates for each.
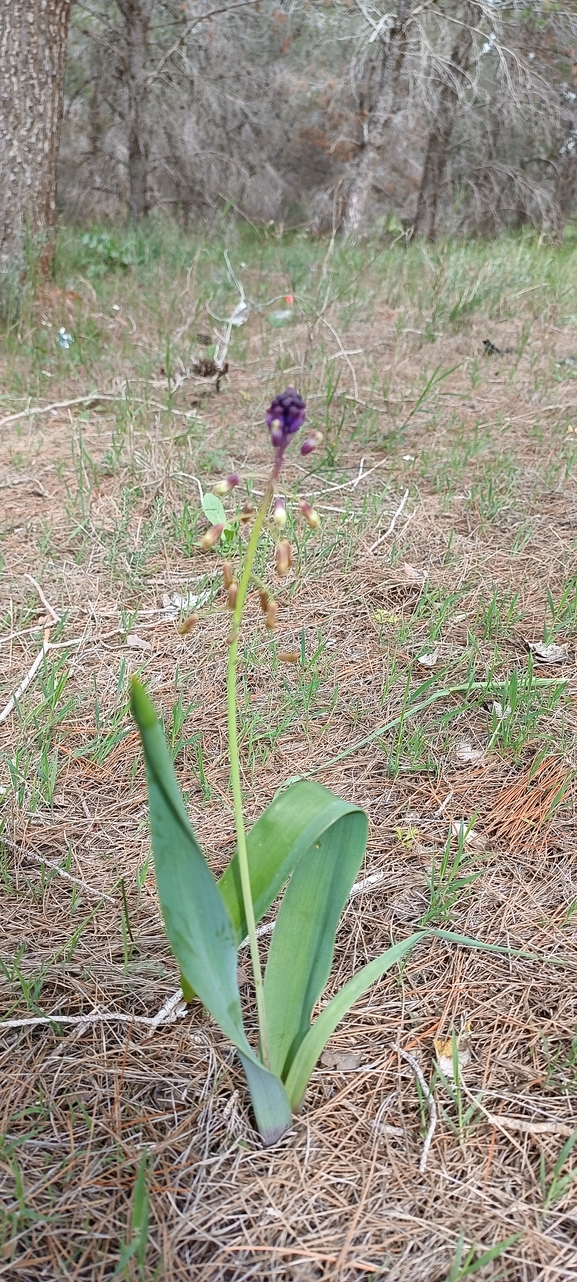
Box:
[1,225,577,1280]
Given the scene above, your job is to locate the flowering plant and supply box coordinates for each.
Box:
[131,389,423,1144]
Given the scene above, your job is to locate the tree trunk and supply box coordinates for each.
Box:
[414,2,476,240]
[551,106,577,244]
[0,0,72,272]
[343,0,415,235]
[116,0,153,221]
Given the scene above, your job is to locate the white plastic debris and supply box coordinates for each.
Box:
[161,590,210,616]
[57,327,74,350]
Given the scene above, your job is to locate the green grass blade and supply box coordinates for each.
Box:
[284,933,424,1110]
[263,809,368,1078]
[218,780,364,943]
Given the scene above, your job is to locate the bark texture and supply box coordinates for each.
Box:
[550,86,577,244]
[116,0,153,221]
[0,0,72,269]
[343,0,416,235]
[414,3,476,240]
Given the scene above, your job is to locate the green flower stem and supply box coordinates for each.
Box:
[227,482,274,1069]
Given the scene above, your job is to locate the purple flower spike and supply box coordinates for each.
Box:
[266,388,307,477]
[266,388,306,440]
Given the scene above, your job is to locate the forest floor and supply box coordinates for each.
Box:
[2,221,577,1281]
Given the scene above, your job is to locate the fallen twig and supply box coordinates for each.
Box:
[394,1043,437,1173]
[462,1082,574,1139]
[0,629,51,725]
[3,838,116,903]
[24,574,60,625]
[0,1006,186,1034]
[321,317,359,401]
[290,677,568,782]
[368,489,410,553]
[0,394,120,429]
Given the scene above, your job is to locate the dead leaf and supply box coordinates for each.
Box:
[434,1023,472,1079]
[455,740,485,765]
[321,1049,362,1072]
[126,633,151,651]
[396,824,421,849]
[373,608,399,626]
[528,641,569,664]
[451,818,486,850]
[417,649,438,668]
[403,563,428,584]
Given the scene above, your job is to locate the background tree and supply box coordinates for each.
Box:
[414,0,477,240]
[0,0,73,273]
[116,0,154,221]
[58,0,577,239]
[342,0,420,235]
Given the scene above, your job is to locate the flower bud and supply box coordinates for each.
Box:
[178,612,199,635]
[272,496,287,528]
[276,539,293,576]
[200,522,224,549]
[227,582,238,609]
[300,500,320,529]
[259,589,270,613]
[301,431,323,457]
[265,599,279,630]
[213,472,240,496]
[222,561,234,589]
[240,502,255,523]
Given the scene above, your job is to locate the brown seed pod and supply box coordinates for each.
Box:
[227,582,238,609]
[265,600,279,630]
[259,589,270,614]
[300,500,321,529]
[240,502,256,523]
[278,651,299,664]
[178,612,199,635]
[200,522,224,549]
[222,561,234,589]
[276,539,292,576]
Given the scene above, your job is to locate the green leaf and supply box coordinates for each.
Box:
[202,492,227,527]
[131,680,244,1048]
[132,1151,150,1270]
[284,932,424,1110]
[264,808,368,1078]
[239,1054,292,1146]
[130,679,291,1146]
[218,780,363,944]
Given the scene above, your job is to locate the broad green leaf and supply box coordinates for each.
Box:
[263,808,368,1078]
[239,1054,292,1147]
[202,492,227,526]
[219,781,363,944]
[131,680,247,1050]
[284,932,424,1110]
[130,680,291,1144]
